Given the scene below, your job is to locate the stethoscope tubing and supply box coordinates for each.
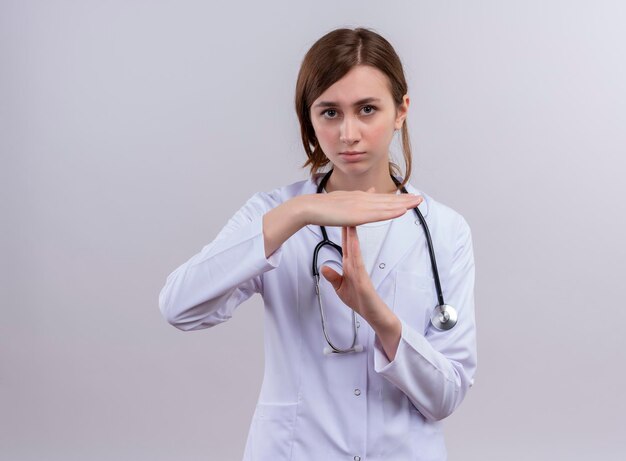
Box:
[312,168,457,354]
[314,169,446,307]
[390,175,446,308]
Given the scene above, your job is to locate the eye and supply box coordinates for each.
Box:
[321,105,377,119]
[361,104,377,115]
[321,109,338,119]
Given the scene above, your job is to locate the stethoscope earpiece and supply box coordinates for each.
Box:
[323,344,364,355]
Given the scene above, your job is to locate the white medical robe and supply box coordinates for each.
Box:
[158,173,478,461]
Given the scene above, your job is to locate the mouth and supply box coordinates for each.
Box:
[339,151,366,162]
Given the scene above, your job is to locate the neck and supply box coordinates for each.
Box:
[324,167,399,194]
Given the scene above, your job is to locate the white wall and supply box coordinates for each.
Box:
[2,1,625,459]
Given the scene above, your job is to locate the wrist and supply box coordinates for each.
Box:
[370,308,402,362]
[291,194,314,227]
[359,290,396,331]
[370,308,400,335]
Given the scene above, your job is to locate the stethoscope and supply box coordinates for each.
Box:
[312,169,458,355]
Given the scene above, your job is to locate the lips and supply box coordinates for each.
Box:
[339,151,366,162]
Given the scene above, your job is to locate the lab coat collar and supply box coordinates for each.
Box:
[302,173,429,291]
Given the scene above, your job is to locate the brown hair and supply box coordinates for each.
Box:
[295,27,413,189]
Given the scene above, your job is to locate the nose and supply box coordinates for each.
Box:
[339,116,360,145]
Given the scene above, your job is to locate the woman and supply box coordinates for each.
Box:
[159,27,477,461]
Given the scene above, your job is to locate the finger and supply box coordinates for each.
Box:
[406,196,424,208]
[348,226,361,266]
[367,194,422,206]
[347,226,356,262]
[349,226,359,255]
[342,226,352,265]
[397,194,422,202]
[386,195,423,208]
[346,226,353,259]
[343,226,351,272]
[321,265,343,290]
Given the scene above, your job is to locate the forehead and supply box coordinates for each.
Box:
[313,65,392,106]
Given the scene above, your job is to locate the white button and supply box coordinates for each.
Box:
[354,389,361,396]
[378,262,386,269]
[356,320,361,328]
[414,219,421,226]
[354,456,361,461]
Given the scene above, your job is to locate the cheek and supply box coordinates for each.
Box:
[368,123,393,143]
[313,125,334,145]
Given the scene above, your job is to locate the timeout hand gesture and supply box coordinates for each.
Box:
[320,187,423,319]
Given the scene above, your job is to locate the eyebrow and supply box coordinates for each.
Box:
[313,97,381,108]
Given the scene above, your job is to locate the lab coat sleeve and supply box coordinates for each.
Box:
[373,215,477,422]
[158,191,284,331]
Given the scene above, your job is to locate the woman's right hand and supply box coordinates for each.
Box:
[299,187,423,228]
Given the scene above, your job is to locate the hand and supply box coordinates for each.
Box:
[301,187,423,228]
[319,188,403,358]
[319,187,399,318]
[320,225,377,318]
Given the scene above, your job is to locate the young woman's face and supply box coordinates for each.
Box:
[310,65,409,180]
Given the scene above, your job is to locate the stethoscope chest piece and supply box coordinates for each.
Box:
[431,304,458,330]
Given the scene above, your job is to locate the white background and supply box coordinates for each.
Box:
[2,1,625,460]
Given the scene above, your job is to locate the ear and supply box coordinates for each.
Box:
[395,94,410,130]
